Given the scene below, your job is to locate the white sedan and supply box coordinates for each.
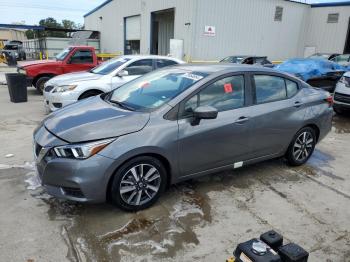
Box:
[43,55,184,111]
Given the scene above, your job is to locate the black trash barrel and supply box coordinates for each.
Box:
[6,73,27,103]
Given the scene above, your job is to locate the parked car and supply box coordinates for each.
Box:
[43,55,184,111]
[1,41,26,61]
[333,72,350,114]
[330,54,350,67]
[276,58,345,92]
[33,64,333,211]
[220,55,274,67]
[17,46,100,93]
[308,53,340,61]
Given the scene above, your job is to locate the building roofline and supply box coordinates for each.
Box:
[84,0,113,17]
[311,1,350,8]
[83,0,310,18]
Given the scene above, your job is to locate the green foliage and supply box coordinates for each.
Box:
[25,17,82,39]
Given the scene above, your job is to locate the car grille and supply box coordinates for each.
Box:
[44,85,55,92]
[334,92,350,104]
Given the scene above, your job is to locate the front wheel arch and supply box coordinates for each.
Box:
[106,153,172,203]
[78,89,104,100]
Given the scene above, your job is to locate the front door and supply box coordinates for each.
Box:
[111,59,154,89]
[63,49,94,73]
[177,74,253,176]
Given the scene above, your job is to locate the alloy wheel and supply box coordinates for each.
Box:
[119,164,161,206]
[292,131,314,162]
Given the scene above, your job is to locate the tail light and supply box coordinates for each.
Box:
[325,96,333,107]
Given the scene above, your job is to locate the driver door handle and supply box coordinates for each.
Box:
[234,116,249,124]
[294,101,302,108]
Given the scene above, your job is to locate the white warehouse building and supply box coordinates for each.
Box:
[84,0,350,61]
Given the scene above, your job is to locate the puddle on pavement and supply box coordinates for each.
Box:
[18,155,334,261]
[332,114,350,134]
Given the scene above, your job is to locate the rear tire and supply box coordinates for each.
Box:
[35,76,51,94]
[78,90,103,100]
[286,127,316,166]
[110,156,167,211]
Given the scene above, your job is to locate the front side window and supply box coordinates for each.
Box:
[91,57,131,75]
[108,68,208,111]
[184,75,245,115]
[254,75,287,103]
[70,50,93,64]
[125,59,153,75]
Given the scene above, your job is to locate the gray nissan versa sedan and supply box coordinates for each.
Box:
[33,64,333,211]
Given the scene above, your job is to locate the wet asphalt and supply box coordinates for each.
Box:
[0,84,350,261]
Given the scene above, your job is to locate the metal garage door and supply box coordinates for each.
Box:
[125,15,140,54]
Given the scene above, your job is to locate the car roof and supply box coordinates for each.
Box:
[225,55,267,59]
[173,63,277,74]
[121,55,183,61]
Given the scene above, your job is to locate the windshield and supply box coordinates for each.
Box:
[4,45,18,50]
[220,56,244,64]
[108,68,208,111]
[308,53,329,60]
[91,57,131,75]
[55,48,72,61]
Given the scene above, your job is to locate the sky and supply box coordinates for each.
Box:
[0,0,349,26]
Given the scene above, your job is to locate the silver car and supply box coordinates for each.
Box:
[33,64,333,211]
[333,72,350,114]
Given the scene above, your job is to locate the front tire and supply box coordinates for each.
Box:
[35,76,51,94]
[110,156,167,211]
[286,127,316,166]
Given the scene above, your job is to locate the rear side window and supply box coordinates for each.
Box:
[156,59,178,68]
[286,79,298,98]
[254,75,286,103]
[125,59,153,75]
[253,75,299,103]
[184,75,245,115]
[70,50,93,64]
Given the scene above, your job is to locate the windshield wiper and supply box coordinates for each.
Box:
[109,100,135,111]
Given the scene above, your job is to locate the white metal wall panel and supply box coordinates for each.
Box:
[84,0,311,60]
[125,15,141,40]
[190,0,310,61]
[305,6,350,54]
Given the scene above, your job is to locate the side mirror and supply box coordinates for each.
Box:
[117,70,129,77]
[191,106,218,125]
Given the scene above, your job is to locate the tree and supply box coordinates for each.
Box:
[25,18,80,39]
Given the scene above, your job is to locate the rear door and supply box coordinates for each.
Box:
[248,73,304,158]
[177,73,253,176]
[63,49,95,73]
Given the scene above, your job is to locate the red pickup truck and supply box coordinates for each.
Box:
[17,46,100,93]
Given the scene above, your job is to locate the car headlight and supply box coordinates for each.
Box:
[53,85,77,93]
[14,52,18,57]
[18,68,26,75]
[53,138,115,159]
[339,76,350,87]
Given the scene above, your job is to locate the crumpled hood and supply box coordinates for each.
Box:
[47,71,102,86]
[18,60,58,67]
[44,96,150,143]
